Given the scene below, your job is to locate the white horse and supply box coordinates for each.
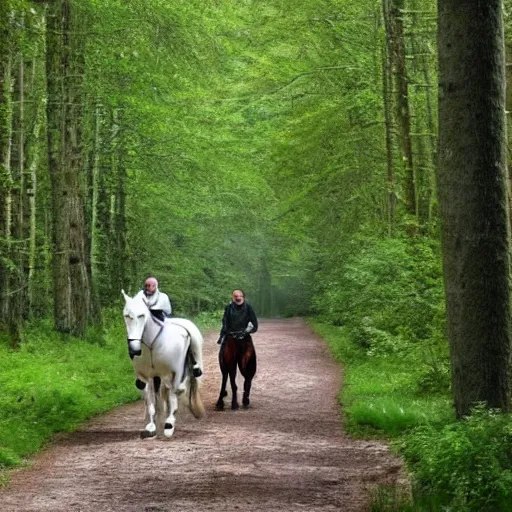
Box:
[121,290,205,438]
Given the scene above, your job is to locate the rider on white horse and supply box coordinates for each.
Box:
[133,277,203,378]
[135,277,172,322]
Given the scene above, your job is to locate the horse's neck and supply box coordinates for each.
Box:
[142,314,163,345]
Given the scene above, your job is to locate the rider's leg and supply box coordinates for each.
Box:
[190,348,203,377]
[188,335,204,378]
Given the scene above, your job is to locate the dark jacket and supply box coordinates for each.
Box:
[220,301,258,336]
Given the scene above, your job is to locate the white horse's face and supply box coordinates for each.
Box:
[122,295,149,342]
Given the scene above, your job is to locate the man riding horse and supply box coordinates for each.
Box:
[216,289,258,410]
[217,289,258,345]
[132,276,203,378]
[135,277,172,322]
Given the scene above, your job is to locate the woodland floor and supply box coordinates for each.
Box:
[1,318,407,512]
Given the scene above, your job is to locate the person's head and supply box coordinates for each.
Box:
[232,289,245,306]
[144,277,158,296]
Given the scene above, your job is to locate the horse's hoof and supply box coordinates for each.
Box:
[164,423,174,437]
[129,349,142,360]
[215,400,224,411]
[140,430,157,439]
[192,363,203,379]
[231,402,239,410]
[242,397,250,408]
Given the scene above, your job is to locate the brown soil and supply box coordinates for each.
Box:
[1,318,406,511]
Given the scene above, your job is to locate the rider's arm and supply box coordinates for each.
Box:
[220,304,230,335]
[163,294,172,315]
[154,292,171,315]
[247,305,258,333]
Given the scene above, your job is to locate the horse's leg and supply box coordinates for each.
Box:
[141,377,158,439]
[216,346,229,410]
[241,348,257,408]
[216,371,228,411]
[163,384,179,438]
[230,365,239,410]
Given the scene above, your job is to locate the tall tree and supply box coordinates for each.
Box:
[437,0,511,416]
[46,0,91,335]
[389,0,416,217]
[0,4,13,324]
[8,12,27,346]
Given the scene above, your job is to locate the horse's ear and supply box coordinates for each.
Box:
[121,289,129,300]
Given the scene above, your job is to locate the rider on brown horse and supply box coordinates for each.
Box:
[216,289,258,410]
[217,289,258,345]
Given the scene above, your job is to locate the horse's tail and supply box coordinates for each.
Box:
[188,375,205,419]
[167,318,205,418]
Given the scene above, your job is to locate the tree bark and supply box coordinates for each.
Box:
[381,0,396,235]
[8,34,26,347]
[0,5,12,324]
[437,0,511,416]
[390,0,416,217]
[46,0,90,336]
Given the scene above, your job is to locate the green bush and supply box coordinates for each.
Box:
[398,407,512,511]
[313,236,444,355]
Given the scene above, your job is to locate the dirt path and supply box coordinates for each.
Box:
[1,318,405,512]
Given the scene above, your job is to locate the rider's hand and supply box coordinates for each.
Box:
[244,326,252,334]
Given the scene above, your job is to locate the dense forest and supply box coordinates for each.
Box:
[2,0,512,510]
[0,0,444,332]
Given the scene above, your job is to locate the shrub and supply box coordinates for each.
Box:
[398,407,512,511]
[312,236,444,355]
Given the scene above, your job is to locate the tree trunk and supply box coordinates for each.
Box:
[390,0,416,217]
[26,55,45,316]
[85,101,103,322]
[0,5,13,324]
[381,0,396,235]
[46,0,90,336]
[437,0,511,416]
[505,42,512,229]
[8,36,26,347]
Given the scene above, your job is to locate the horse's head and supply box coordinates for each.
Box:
[122,290,150,358]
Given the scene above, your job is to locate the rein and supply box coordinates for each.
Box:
[143,313,165,349]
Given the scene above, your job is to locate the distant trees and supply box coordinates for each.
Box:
[437,0,511,416]
[0,0,274,340]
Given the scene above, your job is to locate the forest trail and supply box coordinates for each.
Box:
[1,319,405,512]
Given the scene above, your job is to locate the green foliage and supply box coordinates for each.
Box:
[398,407,512,511]
[313,236,444,357]
[192,310,223,332]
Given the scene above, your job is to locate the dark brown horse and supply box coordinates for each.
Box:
[216,330,257,410]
